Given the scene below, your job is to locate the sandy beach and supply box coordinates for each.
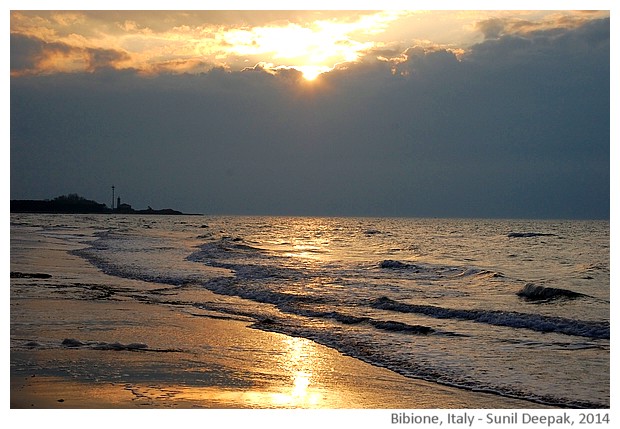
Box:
[9,224,549,411]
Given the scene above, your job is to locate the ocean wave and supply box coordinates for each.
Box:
[213,237,266,254]
[189,238,271,264]
[379,259,420,270]
[453,268,504,279]
[507,232,557,238]
[371,296,609,340]
[300,308,435,335]
[321,311,370,325]
[379,260,502,280]
[517,283,588,301]
[369,320,434,335]
[199,276,328,310]
[498,337,608,351]
[72,247,203,286]
[579,262,608,274]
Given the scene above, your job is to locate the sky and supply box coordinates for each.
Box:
[8,3,612,219]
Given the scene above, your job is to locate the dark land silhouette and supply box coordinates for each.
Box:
[10,193,189,215]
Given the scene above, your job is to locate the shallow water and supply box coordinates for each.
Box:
[10,214,609,408]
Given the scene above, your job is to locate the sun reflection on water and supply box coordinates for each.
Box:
[269,336,323,407]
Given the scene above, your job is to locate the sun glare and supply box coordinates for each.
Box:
[222,12,401,82]
[296,65,330,81]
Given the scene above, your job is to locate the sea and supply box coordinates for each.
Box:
[10,214,610,408]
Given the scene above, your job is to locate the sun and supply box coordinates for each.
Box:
[296,65,331,81]
[222,13,399,82]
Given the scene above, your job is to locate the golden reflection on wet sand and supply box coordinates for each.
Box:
[269,337,322,407]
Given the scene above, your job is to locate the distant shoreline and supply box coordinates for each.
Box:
[10,194,198,215]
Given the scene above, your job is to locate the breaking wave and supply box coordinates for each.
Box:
[379,260,503,279]
[371,296,609,340]
[517,283,589,301]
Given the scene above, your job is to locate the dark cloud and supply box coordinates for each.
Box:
[86,47,131,71]
[475,14,608,41]
[10,34,42,71]
[10,33,131,75]
[10,18,609,219]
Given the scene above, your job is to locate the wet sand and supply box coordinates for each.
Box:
[10,225,548,410]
